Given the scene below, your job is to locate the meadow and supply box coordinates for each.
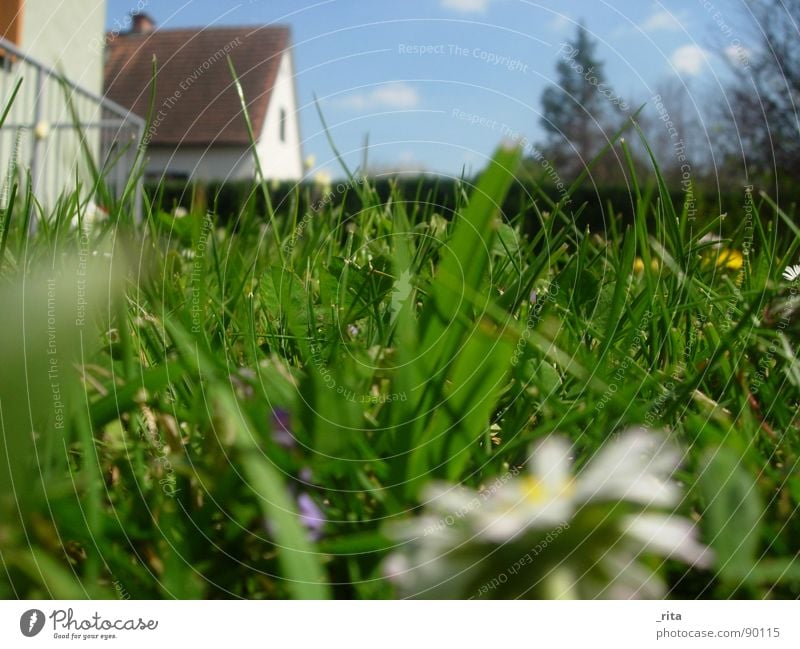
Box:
[2,83,800,599]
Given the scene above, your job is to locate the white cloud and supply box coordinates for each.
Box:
[548,14,571,33]
[641,9,684,33]
[337,82,421,111]
[372,83,420,108]
[440,0,490,13]
[671,44,708,75]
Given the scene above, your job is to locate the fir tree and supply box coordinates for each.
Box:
[540,23,616,178]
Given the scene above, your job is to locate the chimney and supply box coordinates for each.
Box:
[130,12,156,34]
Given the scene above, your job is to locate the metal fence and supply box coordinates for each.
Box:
[0,35,145,220]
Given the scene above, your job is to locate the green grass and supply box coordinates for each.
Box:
[1,95,800,598]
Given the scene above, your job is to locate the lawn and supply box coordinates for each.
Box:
[2,107,800,599]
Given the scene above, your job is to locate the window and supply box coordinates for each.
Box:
[279,109,287,143]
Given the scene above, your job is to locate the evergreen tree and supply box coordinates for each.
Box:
[539,24,618,178]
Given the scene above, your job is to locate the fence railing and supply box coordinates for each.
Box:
[0,35,145,221]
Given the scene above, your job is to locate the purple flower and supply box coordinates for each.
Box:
[530,290,538,305]
[347,324,359,337]
[270,408,296,449]
[297,492,325,540]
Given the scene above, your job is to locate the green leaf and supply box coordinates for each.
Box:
[261,265,313,329]
[492,222,520,257]
[215,390,331,599]
[698,446,763,581]
[401,146,522,492]
[598,225,636,358]
[744,558,800,585]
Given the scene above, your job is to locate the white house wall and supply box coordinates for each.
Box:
[0,0,106,207]
[145,146,255,182]
[255,49,303,181]
[20,0,105,96]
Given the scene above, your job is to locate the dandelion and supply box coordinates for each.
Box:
[698,236,743,271]
[304,154,316,170]
[783,264,800,281]
[715,248,743,270]
[633,258,659,274]
[384,428,712,599]
[699,245,743,271]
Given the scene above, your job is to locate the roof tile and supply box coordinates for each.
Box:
[104,25,290,146]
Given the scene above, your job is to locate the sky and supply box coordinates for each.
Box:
[105,0,752,179]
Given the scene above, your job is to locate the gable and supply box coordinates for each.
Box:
[255,48,303,180]
[104,25,290,146]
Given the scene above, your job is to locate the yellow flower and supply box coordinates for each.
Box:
[633,257,660,273]
[715,248,743,270]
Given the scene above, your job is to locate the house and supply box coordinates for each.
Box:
[0,0,106,96]
[104,15,304,182]
[0,0,141,210]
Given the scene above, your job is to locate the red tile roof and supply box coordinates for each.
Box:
[104,25,290,146]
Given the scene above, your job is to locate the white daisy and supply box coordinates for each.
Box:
[783,264,800,281]
[69,200,108,229]
[385,428,712,599]
[313,171,332,192]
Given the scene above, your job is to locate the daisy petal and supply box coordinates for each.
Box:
[576,428,682,507]
[783,264,800,281]
[624,513,715,569]
[530,435,573,495]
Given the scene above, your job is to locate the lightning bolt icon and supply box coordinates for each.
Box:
[28,612,38,632]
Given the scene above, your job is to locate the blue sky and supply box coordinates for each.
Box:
[106,0,749,178]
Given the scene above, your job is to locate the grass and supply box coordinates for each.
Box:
[1,86,800,599]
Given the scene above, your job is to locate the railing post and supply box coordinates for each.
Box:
[134,123,145,223]
[28,65,44,233]
[1,35,147,225]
